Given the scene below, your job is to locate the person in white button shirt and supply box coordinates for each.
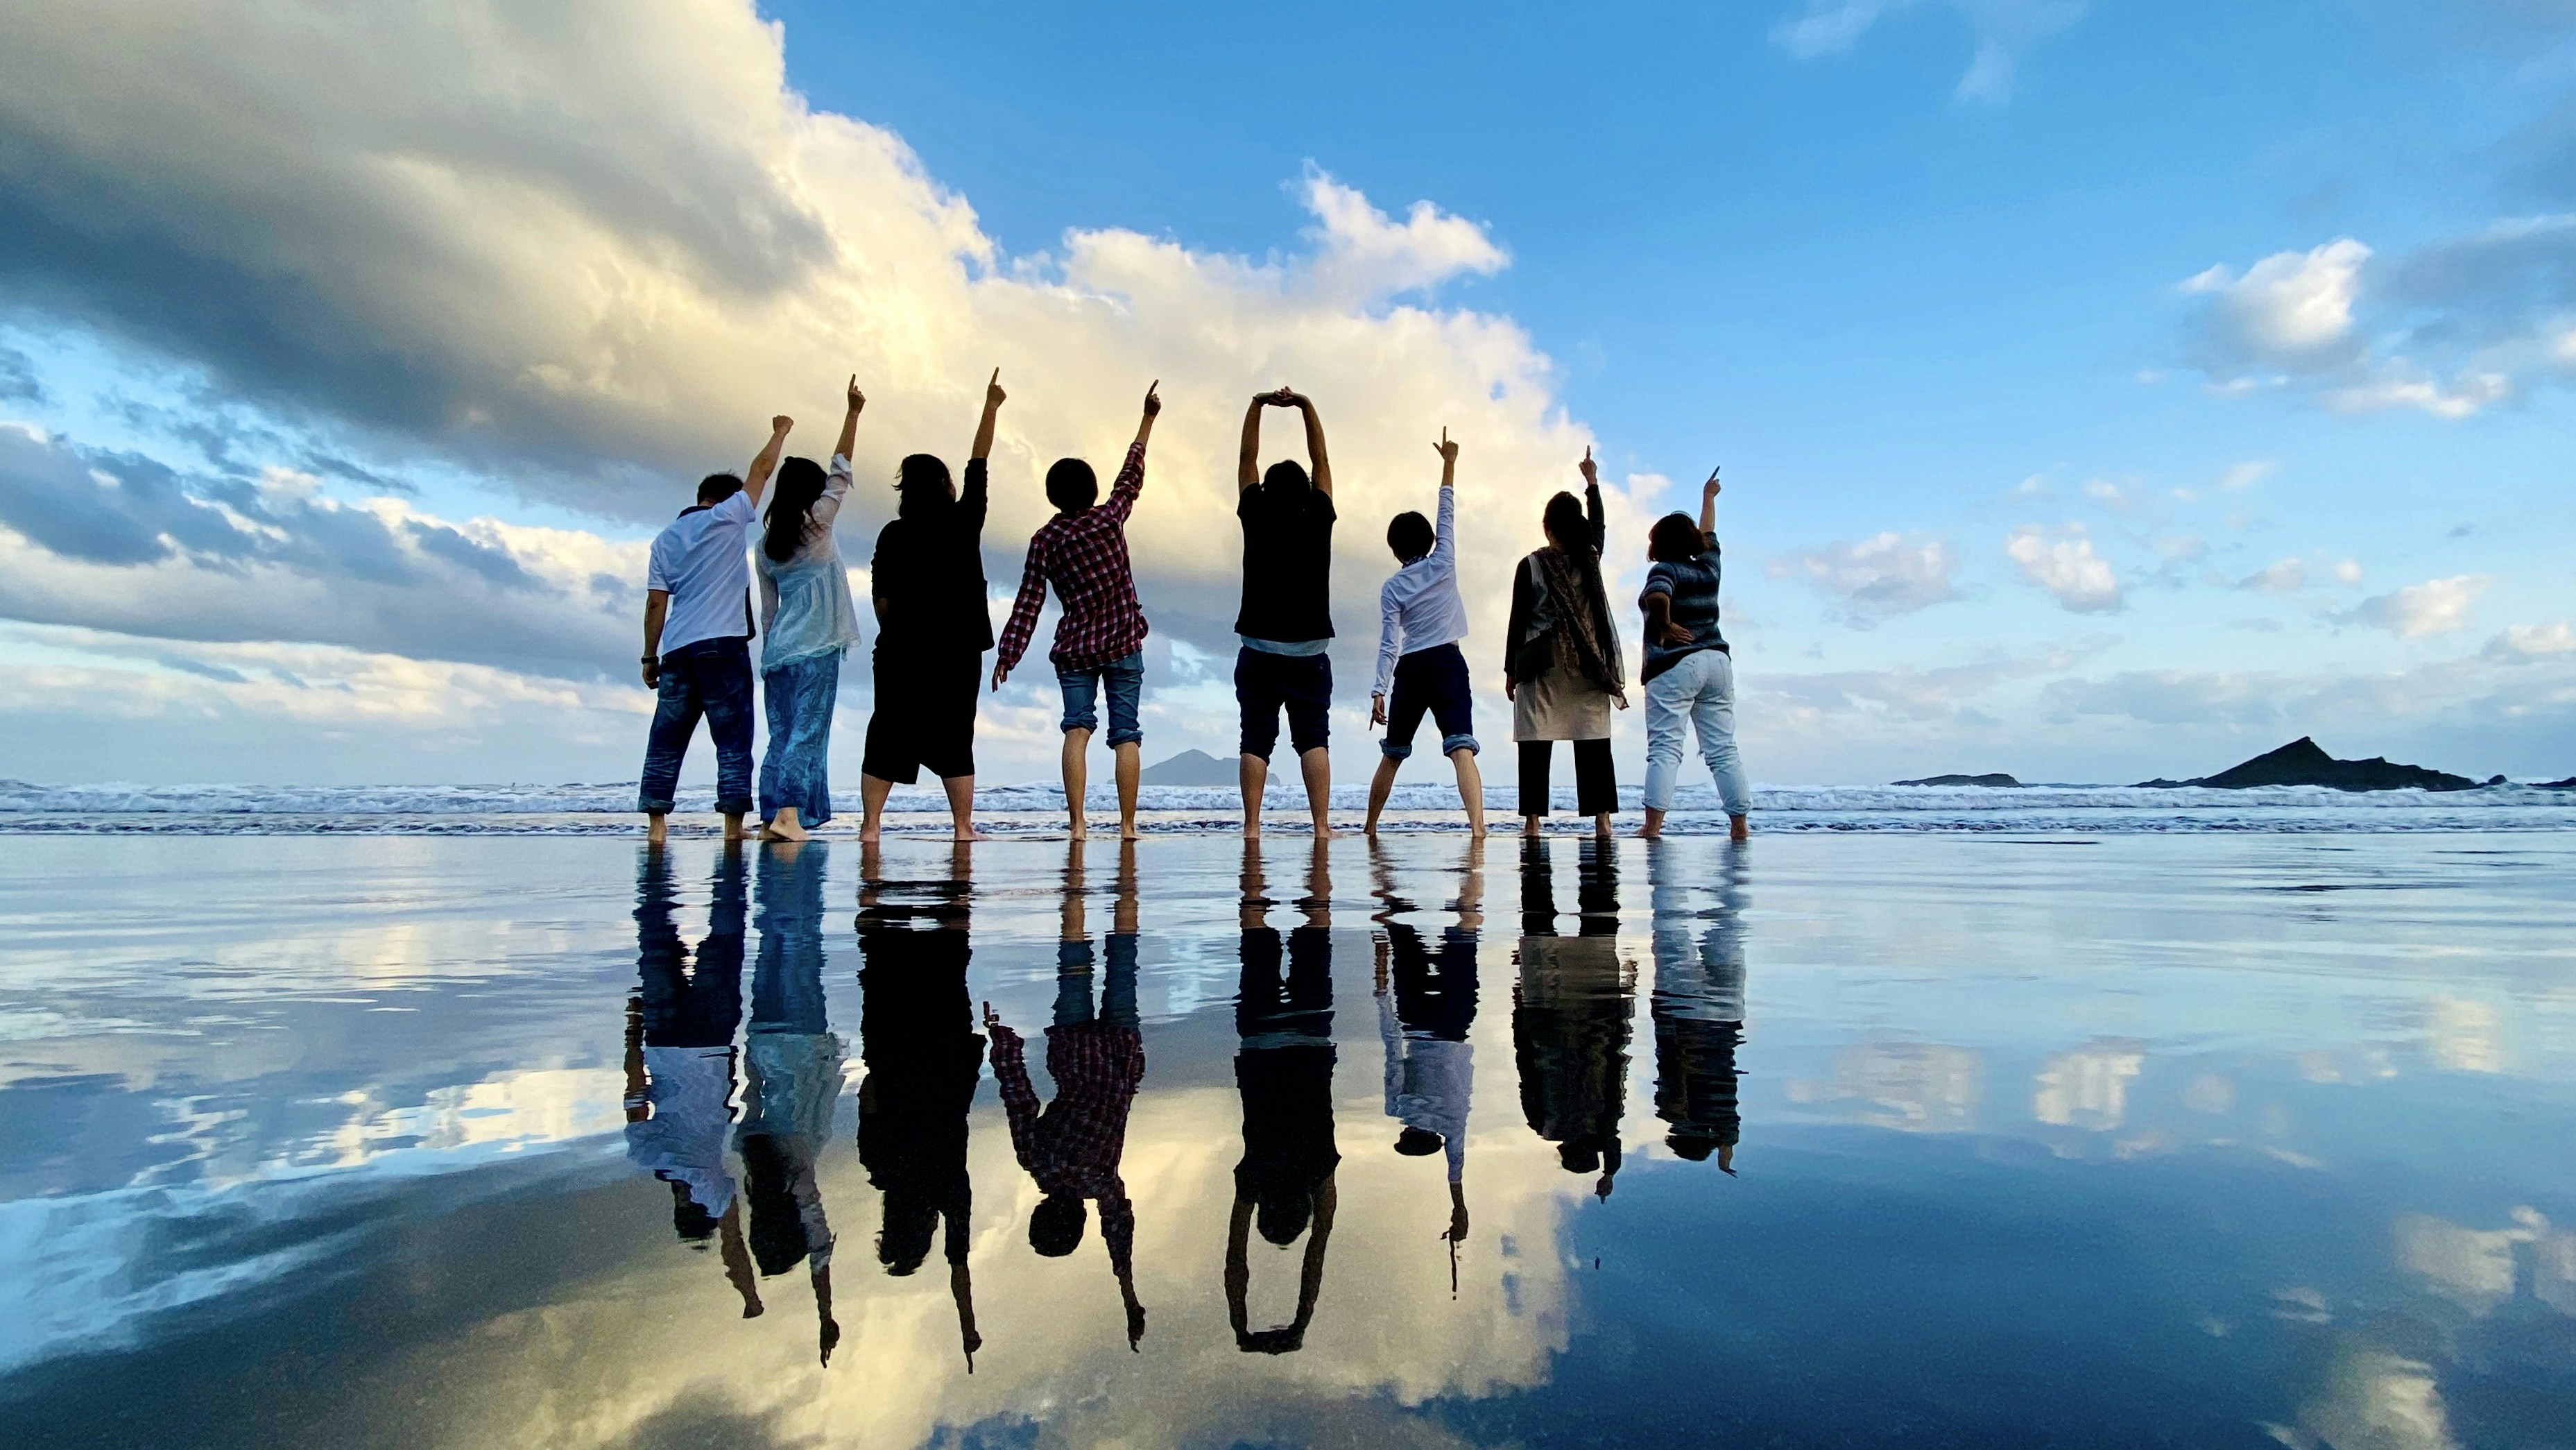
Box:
[639,414,793,845]
[753,377,868,841]
[1364,430,1486,837]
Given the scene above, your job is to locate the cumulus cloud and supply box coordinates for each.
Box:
[1765,531,1961,624]
[0,424,639,680]
[2337,574,2494,639]
[0,0,1658,774]
[2483,620,2576,661]
[1769,0,2086,102]
[2004,522,2121,613]
[2181,239,2372,374]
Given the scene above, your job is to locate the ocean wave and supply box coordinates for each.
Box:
[3,779,2572,834]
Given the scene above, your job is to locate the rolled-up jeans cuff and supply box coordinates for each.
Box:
[1380,740,1414,761]
[1441,733,1479,756]
[637,796,676,814]
[1106,726,1143,748]
[713,796,753,815]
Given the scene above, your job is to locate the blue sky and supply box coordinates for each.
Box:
[0,0,2569,787]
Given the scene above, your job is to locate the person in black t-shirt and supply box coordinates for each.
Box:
[1234,389,1338,840]
[859,369,1003,842]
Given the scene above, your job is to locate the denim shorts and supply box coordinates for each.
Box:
[1235,647,1332,760]
[1057,651,1145,747]
[1382,642,1477,760]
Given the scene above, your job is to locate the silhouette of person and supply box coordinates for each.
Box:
[1650,842,1747,1174]
[737,840,843,1365]
[1373,838,1481,1250]
[857,841,985,1366]
[1513,838,1635,1199]
[624,844,762,1317]
[1228,841,1339,1354]
[987,840,1148,1347]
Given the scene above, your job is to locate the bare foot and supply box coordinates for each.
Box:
[721,812,747,843]
[1313,826,1337,840]
[858,825,882,844]
[1633,826,1661,839]
[645,814,669,846]
[953,828,992,842]
[762,817,811,842]
[1119,823,1142,842]
[1730,817,1751,843]
[1068,822,1090,842]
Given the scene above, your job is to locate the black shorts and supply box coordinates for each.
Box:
[1382,642,1478,760]
[1236,647,1332,760]
[861,645,981,783]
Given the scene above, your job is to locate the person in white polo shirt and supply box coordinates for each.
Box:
[639,414,793,844]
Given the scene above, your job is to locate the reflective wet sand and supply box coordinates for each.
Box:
[1,832,2570,1447]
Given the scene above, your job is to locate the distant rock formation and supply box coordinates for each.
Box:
[2134,737,2482,792]
[1139,749,1237,787]
[2541,776,2576,790]
[1892,773,2021,787]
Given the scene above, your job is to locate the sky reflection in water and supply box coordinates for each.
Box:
[0,832,2571,1448]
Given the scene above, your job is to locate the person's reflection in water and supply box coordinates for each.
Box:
[1373,839,1480,1254]
[1513,838,1635,1199]
[856,841,986,1367]
[1649,841,1747,1175]
[738,839,844,1365]
[624,844,762,1317]
[1228,840,1339,1354]
[986,840,1148,1348]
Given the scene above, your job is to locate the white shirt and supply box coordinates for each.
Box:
[625,1044,739,1217]
[755,454,862,669]
[1379,991,1473,1182]
[646,490,759,656]
[1373,484,1467,699]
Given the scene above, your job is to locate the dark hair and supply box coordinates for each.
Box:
[738,1134,810,1276]
[1255,1189,1315,1247]
[1386,511,1434,564]
[1557,1140,1601,1175]
[1262,459,1310,497]
[1648,511,1706,563]
[1666,1129,1719,1162]
[897,453,954,520]
[697,472,744,506]
[1542,491,1590,556]
[1393,1127,1443,1157]
[1045,458,1098,514]
[762,457,828,563]
[663,1176,718,1242]
[1029,1193,1086,1256]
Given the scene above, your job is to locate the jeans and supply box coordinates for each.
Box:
[1054,934,1141,1030]
[758,649,843,825]
[1642,648,1750,815]
[639,636,755,814]
[1058,651,1145,747]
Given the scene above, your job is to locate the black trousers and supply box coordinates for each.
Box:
[862,644,981,783]
[1518,738,1616,817]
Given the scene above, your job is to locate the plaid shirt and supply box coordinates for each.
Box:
[996,441,1149,674]
[990,1018,1144,1276]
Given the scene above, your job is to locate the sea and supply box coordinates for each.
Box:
[0,792,2570,1447]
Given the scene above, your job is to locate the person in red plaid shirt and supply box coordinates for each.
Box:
[981,841,1148,1346]
[991,380,1161,839]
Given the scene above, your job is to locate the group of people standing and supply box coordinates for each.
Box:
[637,373,1753,845]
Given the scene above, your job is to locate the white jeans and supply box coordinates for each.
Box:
[1642,648,1751,814]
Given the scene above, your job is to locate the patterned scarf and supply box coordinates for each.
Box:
[1534,545,1622,693]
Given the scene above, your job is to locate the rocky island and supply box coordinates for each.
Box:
[1892,774,2022,787]
[2135,737,2492,792]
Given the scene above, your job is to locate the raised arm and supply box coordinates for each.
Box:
[1238,395,1267,493]
[744,416,793,508]
[1134,379,1160,449]
[1099,380,1158,526]
[1577,447,1605,552]
[972,368,1004,462]
[980,1006,1043,1170]
[1698,466,1721,547]
[1432,429,1457,561]
[834,375,864,463]
[1288,392,1331,497]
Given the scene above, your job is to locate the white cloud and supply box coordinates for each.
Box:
[2004,522,2122,613]
[2239,558,2308,595]
[2324,368,2513,419]
[2339,574,2494,639]
[1768,0,2086,103]
[2080,477,2131,512]
[2334,558,2364,585]
[2217,460,2276,491]
[1766,531,1962,624]
[0,0,1665,784]
[2183,239,2371,372]
[2484,620,2576,661]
